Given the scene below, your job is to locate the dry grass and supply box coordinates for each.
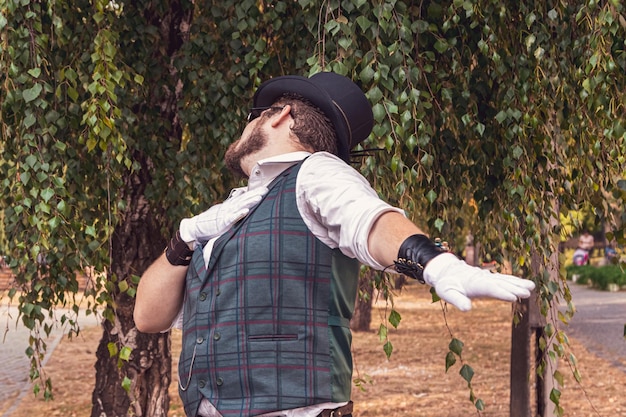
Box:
[2,283,625,416]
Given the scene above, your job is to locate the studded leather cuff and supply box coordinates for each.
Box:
[165,230,194,266]
[394,234,447,283]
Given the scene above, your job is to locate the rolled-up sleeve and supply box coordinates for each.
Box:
[296,152,405,270]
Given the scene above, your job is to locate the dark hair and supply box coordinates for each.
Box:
[274,93,338,155]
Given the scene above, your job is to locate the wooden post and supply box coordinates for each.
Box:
[529,294,550,417]
[510,297,532,417]
[510,255,559,417]
[510,290,550,416]
[511,116,562,416]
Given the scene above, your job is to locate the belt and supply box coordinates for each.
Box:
[317,401,353,417]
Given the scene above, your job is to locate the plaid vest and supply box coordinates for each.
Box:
[179,162,359,417]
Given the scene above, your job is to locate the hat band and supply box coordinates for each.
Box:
[332,99,352,148]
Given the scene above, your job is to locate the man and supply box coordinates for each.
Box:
[134,72,536,417]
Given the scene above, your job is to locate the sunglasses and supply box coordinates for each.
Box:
[246,106,286,122]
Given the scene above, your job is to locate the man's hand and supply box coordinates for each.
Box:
[179,186,269,246]
[423,253,536,311]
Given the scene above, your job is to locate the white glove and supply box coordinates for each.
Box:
[179,186,269,246]
[423,253,536,311]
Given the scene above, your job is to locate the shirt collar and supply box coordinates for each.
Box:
[247,151,311,191]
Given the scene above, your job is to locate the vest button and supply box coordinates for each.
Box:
[213,332,221,341]
[199,292,207,301]
[198,379,206,388]
[216,377,224,386]
[196,336,204,344]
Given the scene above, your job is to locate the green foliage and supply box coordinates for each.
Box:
[0,210,7,254]
[1,0,625,414]
[550,388,564,416]
[566,263,626,290]
[353,374,373,392]
[370,270,402,359]
[444,330,483,411]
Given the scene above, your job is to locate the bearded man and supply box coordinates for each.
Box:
[134,72,535,417]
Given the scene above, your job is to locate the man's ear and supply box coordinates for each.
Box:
[269,104,292,128]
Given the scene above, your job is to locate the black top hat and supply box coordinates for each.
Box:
[252,72,374,162]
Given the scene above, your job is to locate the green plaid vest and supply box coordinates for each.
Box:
[179,162,359,417]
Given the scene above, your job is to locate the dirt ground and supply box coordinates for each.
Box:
[2,283,625,417]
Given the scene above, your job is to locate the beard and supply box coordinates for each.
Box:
[224,125,268,178]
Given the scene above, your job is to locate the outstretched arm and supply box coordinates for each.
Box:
[368,211,535,311]
[367,211,425,267]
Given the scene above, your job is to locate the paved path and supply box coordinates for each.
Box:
[0,303,100,416]
[563,283,626,372]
